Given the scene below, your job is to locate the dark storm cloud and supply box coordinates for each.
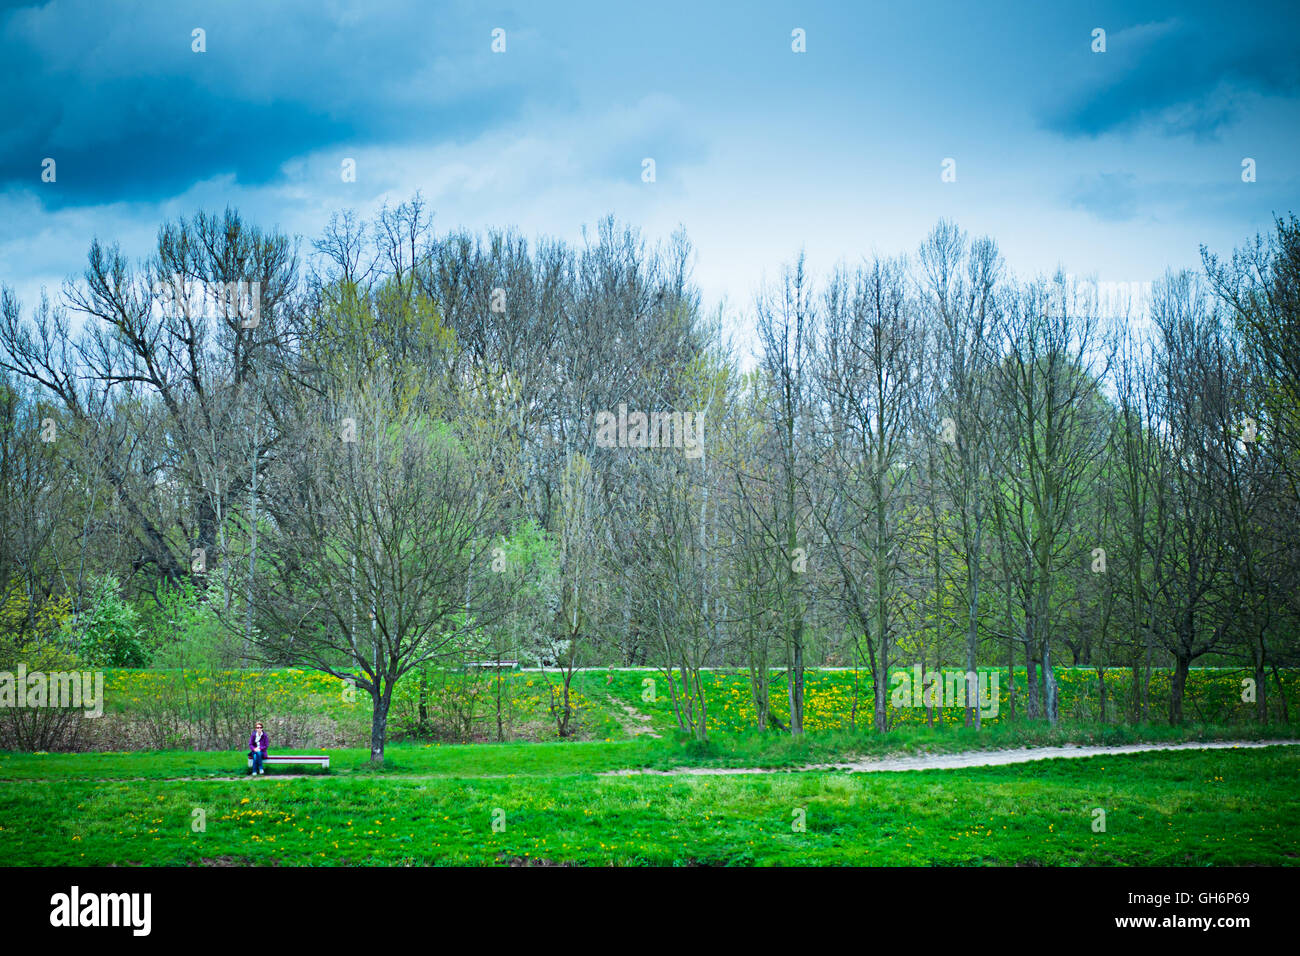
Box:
[1043,4,1300,140]
[0,0,558,208]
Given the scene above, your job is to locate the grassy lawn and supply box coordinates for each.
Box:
[1,734,1296,866]
[0,719,1294,780]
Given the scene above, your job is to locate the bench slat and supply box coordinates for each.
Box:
[247,755,330,768]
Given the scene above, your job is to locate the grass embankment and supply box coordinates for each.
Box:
[83,664,1300,749]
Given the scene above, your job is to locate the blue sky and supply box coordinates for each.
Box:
[1,0,1297,338]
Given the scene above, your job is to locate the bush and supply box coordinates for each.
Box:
[64,575,148,667]
[0,640,93,751]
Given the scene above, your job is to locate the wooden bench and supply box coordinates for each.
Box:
[248,754,330,770]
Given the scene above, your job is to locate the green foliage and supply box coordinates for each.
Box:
[140,581,230,668]
[0,581,72,662]
[489,518,558,663]
[0,588,85,749]
[63,575,148,667]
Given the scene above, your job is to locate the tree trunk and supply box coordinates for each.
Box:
[873,468,890,734]
[1130,661,1142,722]
[1025,644,1040,719]
[850,662,859,732]
[1006,635,1016,721]
[925,650,934,727]
[370,684,390,764]
[789,638,805,736]
[196,494,219,589]
[964,517,982,729]
[1271,664,1290,723]
[1043,640,1059,726]
[417,669,430,737]
[1142,632,1153,720]
[496,670,505,743]
[749,654,769,731]
[1170,655,1190,725]
[874,636,888,733]
[245,417,260,657]
[1255,663,1268,724]
[559,669,574,737]
[965,594,979,730]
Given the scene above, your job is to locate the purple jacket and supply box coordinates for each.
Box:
[249,731,270,753]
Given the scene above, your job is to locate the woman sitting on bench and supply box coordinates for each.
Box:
[248,722,269,775]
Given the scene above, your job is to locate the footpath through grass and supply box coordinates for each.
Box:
[0,719,1295,780]
[0,724,1297,866]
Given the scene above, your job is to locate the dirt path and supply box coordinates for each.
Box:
[607,695,663,739]
[598,738,1300,776]
[4,739,1295,784]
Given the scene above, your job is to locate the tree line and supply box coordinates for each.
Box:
[2,198,1297,759]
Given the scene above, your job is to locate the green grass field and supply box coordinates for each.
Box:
[7,666,1299,866]
[2,730,1297,866]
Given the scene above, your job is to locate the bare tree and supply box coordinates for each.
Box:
[753,255,817,735]
[996,275,1110,724]
[918,223,1004,728]
[255,375,513,762]
[813,256,926,731]
[1148,272,1243,723]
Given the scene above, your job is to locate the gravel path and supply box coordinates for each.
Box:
[5,739,1295,783]
[598,738,1300,776]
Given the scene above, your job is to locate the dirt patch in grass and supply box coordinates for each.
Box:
[607,695,662,739]
[194,856,258,867]
[498,854,575,867]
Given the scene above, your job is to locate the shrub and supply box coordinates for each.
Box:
[63,575,148,667]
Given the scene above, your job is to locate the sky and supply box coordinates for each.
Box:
[1,0,1298,344]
